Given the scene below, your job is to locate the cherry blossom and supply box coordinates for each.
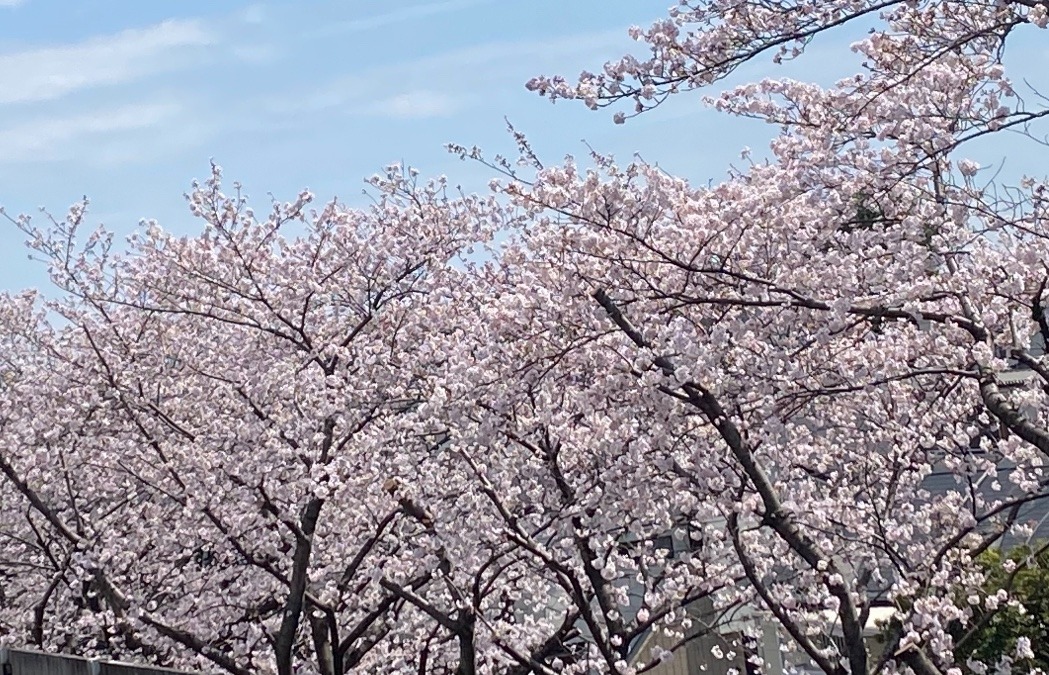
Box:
[4,0,1049,673]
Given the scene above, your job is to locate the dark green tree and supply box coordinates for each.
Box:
[952,544,1049,672]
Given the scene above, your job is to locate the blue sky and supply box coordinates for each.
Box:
[0,1,1045,291]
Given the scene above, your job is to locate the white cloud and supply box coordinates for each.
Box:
[239,3,267,25]
[366,90,462,119]
[288,29,628,116]
[0,0,25,7]
[0,20,214,104]
[230,44,278,64]
[316,0,488,36]
[0,102,181,163]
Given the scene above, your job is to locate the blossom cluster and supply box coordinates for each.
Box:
[3,1,1049,674]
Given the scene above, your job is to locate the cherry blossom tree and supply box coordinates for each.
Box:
[0,167,520,675]
[5,0,1049,674]
[499,1,1049,673]
[0,167,737,675]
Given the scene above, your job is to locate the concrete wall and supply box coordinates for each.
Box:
[0,648,201,675]
[633,627,749,675]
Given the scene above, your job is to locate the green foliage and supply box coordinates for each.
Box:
[952,545,1049,672]
[842,192,887,233]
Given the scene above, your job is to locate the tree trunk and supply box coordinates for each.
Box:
[275,498,324,675]
[310,611,337,675]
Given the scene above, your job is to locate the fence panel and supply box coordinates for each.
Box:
[0,648,200,675]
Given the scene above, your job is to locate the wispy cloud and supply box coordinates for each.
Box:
[239,3,267,25]
[0,19,214,105]
[315,0,489,36]
[0,102,181,163]
[230,44,278,64]
[365,90,462,119]
[290,29,628,117]
[0,0,25,7]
